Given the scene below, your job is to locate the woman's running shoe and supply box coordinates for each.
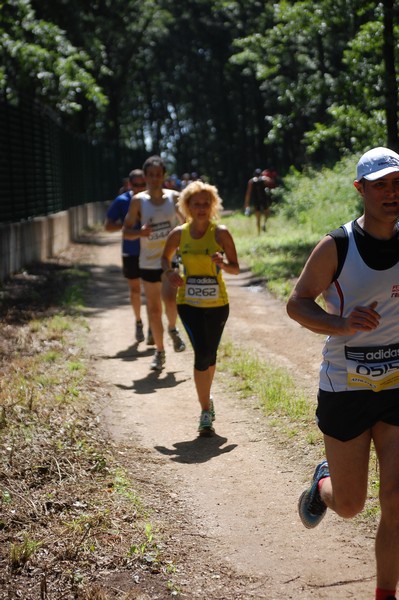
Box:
[198,410,214,437]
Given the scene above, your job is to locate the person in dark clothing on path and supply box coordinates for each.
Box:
[244,168,273,234]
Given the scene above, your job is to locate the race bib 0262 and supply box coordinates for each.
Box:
[185,276,219,300]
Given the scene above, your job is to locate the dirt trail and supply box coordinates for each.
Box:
[80,232,375,599]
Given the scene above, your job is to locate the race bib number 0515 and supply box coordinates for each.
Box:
[345,342,399,392]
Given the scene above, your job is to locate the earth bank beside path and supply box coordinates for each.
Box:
[78,232,375,599]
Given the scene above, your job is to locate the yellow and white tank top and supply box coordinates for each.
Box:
[177,222,228,307]
[139,191,179,269]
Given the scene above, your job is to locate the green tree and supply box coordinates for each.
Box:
[137,0,273,196]
[31,0,175,143]
[231,1,374,167]
[4,0,399,201]
[0,0,107,116]
[231,0,399,167]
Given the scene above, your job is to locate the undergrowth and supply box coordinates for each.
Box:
[0,260,179,599]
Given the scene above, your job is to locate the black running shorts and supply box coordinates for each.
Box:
[316,388,399,441]
[122,255,140,279]
[140,268,163,283]
[140,262,179,284]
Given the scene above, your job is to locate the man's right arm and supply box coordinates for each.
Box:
[286,236,347,335]
[122,197,141,239]
[286,236,381,336]
[104,220,121,232]
[104,197,123,232]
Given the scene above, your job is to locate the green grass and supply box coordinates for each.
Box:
[225,212,320,298]
[112,468,145,513]
[219,339,317,435]
[10,537,43,572]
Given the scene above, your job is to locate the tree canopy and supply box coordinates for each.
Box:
[1,0,398,201]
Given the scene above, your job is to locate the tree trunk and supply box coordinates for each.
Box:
[382,0,398,150]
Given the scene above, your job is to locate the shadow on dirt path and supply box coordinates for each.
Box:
[81,232,375,599]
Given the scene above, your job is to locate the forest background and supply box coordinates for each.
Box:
[1,0,399,204]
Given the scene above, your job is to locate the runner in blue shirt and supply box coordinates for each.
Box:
[105,169,152,344]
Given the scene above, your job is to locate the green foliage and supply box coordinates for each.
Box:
[279,154,362,231]
[343,19,385,108]
[1,0,399,195]
[113,468,145,512]
[10,536,42,572]
[0,0,107,113]
[304,105,387,157]
[229,0,396,170]
[43,350,61,363]
[46,315,73,333]
[128,522,161,565]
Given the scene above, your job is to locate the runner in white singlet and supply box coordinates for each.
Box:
[123,155,186,371]
[287,147,399,600]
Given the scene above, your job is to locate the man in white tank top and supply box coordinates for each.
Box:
[123,156,186,371]
[287,147,399,600]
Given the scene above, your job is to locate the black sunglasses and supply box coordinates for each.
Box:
[131,182,145,188]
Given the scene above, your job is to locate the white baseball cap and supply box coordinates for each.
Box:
[356,147,399,181]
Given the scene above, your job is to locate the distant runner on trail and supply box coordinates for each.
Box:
[161,180,240,436]
[243,168,275,235]
[287,146,399,600]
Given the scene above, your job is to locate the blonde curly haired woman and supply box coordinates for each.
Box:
[161,180,240,436]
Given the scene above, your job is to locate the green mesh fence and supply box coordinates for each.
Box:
[0,98,144,224]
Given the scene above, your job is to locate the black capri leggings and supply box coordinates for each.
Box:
[177,304,229,371]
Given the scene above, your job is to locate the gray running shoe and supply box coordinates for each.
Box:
[150,350,165,371]
[298,460,329,528]
[135,320,144,343]
[198,410,214,436]
[147,328,154,345]
[168,328,186,352]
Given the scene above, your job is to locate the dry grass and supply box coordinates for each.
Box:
[0,262,178,599]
